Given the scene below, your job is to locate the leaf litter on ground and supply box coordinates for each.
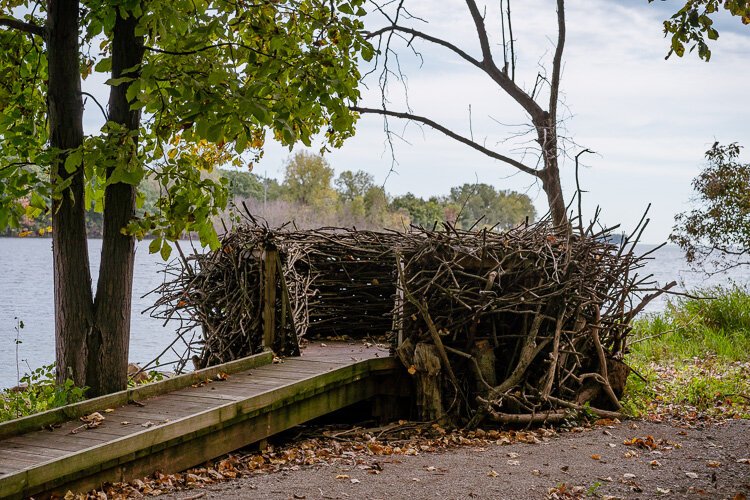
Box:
[63,421,558,499]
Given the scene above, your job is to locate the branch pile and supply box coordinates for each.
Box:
[394,221,672,426]
[149,226,401,372]
[150,217,672,425]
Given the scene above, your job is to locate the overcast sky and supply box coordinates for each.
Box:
[81,1,750,243]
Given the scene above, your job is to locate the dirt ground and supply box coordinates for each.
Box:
[162,419,750,500]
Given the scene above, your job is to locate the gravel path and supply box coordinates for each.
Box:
[164,420,750,500]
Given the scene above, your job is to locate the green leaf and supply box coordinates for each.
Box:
[29,192,47,211]
[106,76,135,87]
[64,150,83,174]
[160,240,172,260]
[149,237,162,254]
[94,58,112,73]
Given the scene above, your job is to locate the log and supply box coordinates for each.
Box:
[575,358,631,411]
[470,339,496,396]
[413,342,443,421]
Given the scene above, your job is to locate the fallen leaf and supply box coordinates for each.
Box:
[407,365,417,375]
[624,435,658,450]
[591,454,601,460]
[623,473,636,479]
[120,421,130,425]
[685,472,699,479]
[103,408,115,413]
[707,460,721,468]
[656,487,671,494]
[649,460,662,467]
[81,412,105,424]
[506,460,520,466]
[736,458,750,464]
[350,478,360,484]
[70,412,107,433]
[335,474,349,480]
[487,470,499,477]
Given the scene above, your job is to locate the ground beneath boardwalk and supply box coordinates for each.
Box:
[162,419,750,500]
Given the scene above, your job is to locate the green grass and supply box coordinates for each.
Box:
[623,285,750,419]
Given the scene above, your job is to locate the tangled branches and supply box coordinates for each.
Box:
[394,220,673,425]
[149,226,402,371]
[150,216,673,426]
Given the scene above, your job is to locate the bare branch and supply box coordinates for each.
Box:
[464,0,544,122]
[81,91,108,121]
[506,0,516,81]
[366,25,483,70]
[351,105,541,177]
[0,15,46,38]
[549,0,566,122]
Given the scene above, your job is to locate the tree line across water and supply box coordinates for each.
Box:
[226,151,536,230]
[8,151,537,237]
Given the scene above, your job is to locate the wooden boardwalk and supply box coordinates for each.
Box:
[0,342,399,499]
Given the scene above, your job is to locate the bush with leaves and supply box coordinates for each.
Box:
[0,364,87,422]
[671,142,750,273]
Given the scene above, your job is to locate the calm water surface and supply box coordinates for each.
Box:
[0,239,747,388]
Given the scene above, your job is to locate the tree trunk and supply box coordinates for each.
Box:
[47,0,93,388]
[535,115,568,230]
[89,11,145,396]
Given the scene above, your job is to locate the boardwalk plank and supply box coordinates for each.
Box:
[0,343,399,499]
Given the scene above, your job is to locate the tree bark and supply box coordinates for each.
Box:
[535,115,568,229]
[47,0,93,388]
[89,11,144,396]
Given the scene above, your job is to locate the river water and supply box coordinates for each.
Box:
[0,239,747,389]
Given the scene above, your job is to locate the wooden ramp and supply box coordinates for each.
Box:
[0,342,399,499]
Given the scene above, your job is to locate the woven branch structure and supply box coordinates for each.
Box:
[150,217,672,425]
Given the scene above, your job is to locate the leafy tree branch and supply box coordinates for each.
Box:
[0,15,46,38]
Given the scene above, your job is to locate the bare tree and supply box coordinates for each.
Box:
[353,0,571,229]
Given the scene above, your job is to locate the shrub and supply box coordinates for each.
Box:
[0,364,87,422]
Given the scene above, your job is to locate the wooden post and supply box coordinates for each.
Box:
[262,247,278,351]
[413,342,443,422]
[276,252,300,356]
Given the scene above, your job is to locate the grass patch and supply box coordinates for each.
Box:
[623,285,750,420]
